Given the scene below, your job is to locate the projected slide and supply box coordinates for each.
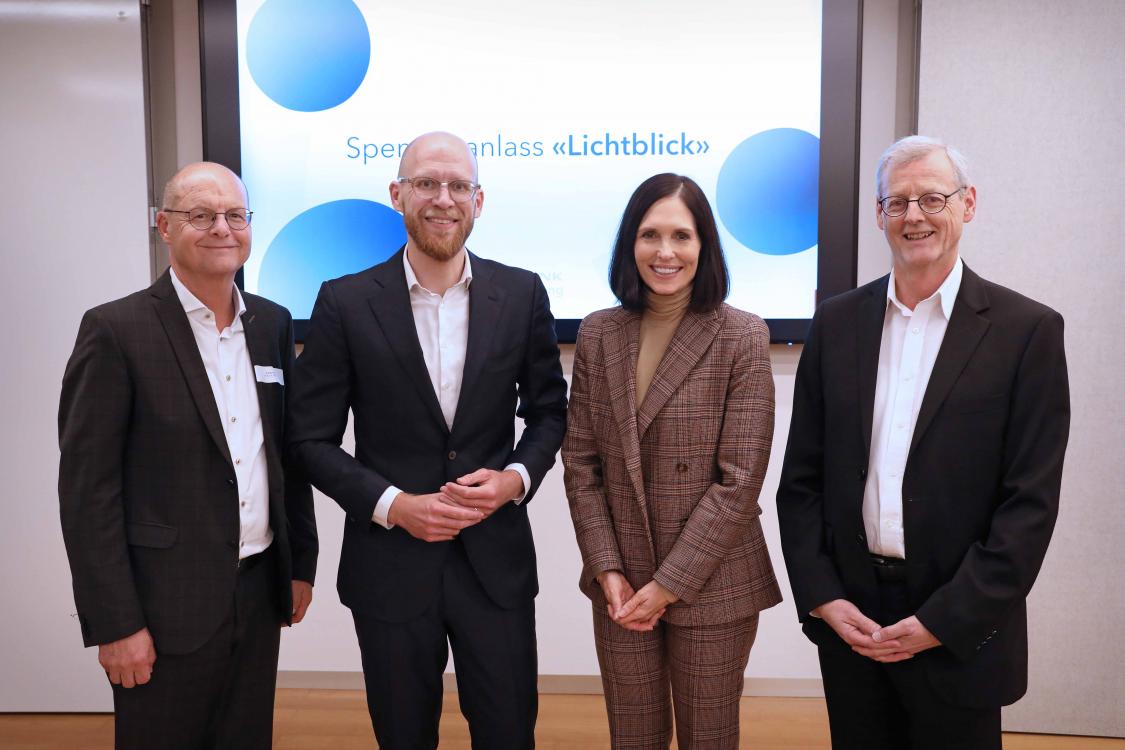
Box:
[235,0,822,323]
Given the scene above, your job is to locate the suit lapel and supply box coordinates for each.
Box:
[367,250,448,434]
[603,311,654,546]
[909,266,991,456]
[150,273,233,468]
[636,309,722,438]
[857,277,888,461]
[240,299,279,482]
[451,252,506,430]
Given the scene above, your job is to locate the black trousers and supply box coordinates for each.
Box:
[817,562,1001,750]
[352,539,538,750]
[111,546,282,750]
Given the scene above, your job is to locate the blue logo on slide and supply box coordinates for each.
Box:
[716,128,820,256]
[246,0,370,112]
[258,200,405,319]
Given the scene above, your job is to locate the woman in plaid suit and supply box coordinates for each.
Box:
[563,174,782,749]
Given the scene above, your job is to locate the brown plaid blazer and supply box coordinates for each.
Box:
[563,304,782,626]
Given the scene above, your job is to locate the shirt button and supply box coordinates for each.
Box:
[889,471,897,478]
[912,327,920,334]
[448,450,457,460]
[225,375,231,381]
[235,458,241,465]
[230,416,237,423]
[205,312,212,319]
[241,501,246,508]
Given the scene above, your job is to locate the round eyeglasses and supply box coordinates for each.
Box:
[397,176,480,203]
[878,189,961,217]
[164,207,253,230]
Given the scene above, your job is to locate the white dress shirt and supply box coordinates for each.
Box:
[862,257,963,559]
[170,268,272,558]
[371,249,530,529]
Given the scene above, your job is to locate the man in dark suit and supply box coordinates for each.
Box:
[59,162,318,750]
[776,136,1070,750]
[289,131,568,749]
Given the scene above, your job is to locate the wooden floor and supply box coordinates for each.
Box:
[1,689,1121,749]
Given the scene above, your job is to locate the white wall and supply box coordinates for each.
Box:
[916,0,1125,737]
[0,0,151,711]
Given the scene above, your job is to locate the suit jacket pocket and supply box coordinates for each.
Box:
[125,521,178,549]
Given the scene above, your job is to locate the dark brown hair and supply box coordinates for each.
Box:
[608,173,729,312]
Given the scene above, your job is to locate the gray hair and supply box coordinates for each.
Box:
[875,135,971,197]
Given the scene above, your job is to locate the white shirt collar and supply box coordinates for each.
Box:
[168,267,246,329]
[887,256,963,320]
[403,248,473,294]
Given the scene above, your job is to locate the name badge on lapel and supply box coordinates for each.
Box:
[254,365,285,385]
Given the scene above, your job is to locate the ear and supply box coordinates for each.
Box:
[875,199,886,231]
[472,186,484,219]
[961,185,977,223]
[389,181,403,212]
[156,211,172,243]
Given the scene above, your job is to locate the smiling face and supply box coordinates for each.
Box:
[389,133,483,262]
[157,164,251,287]
[877,149,976,278]
[633,193,701,297]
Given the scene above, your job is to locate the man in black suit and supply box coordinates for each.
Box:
[776,136,1070,750]
[59,162,318,750]
[289,131,567,749]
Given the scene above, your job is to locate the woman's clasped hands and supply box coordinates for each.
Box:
[597,571,679,631]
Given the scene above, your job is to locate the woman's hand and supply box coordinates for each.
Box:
[597,570,635,620]
[614,580,678,630]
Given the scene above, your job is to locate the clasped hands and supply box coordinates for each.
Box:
[597,571,678,632]
[388,468,524,543]
[813,598,940,663]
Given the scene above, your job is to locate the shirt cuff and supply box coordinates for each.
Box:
[373,485,402,529]
[504,463,530,505]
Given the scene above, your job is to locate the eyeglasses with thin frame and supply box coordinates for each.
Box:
[164,207,253,230]
[878,189,962,217]
[396,176,480,203]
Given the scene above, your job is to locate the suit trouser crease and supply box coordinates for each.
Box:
[352,538,538,750]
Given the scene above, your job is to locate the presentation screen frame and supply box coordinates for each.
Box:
[199,0,860,343]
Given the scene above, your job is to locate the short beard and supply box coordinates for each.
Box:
[404,211,474,262]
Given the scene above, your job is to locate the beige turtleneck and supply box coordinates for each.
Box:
[635,285,692,409]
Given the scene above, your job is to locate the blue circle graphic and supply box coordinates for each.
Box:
[716,128,820,256]
[259,200,405,319]
[246,0,370,112]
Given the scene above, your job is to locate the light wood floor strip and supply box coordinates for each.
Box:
[0,690,1121,749]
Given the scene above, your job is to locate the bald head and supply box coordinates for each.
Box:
[398,132,478,183]
[161,162,248,211]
